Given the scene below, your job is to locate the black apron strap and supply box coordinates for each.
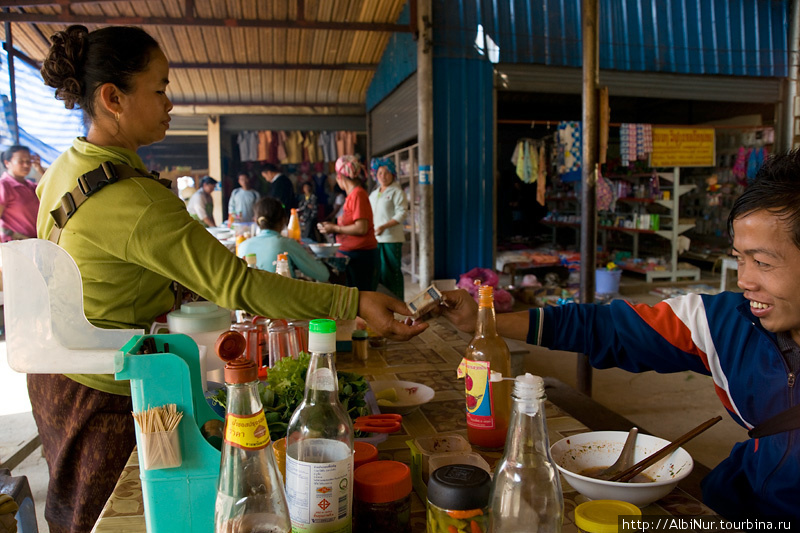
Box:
[48,161,168,243]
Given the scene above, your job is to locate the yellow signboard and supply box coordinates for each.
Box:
[651,127,715,167]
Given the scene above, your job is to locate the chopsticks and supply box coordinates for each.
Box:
[608,416,722,483]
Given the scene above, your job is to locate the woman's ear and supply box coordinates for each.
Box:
[97,83,123,118]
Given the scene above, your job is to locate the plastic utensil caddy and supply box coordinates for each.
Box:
[1,239,222,532]
[118,333,223,533]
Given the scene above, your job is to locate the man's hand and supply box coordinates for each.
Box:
[434,289,479,334]
[358,291,428,341]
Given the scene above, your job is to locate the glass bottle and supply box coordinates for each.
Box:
[214,330,291,533]
[285,319,354,533]
[275,253,291,277]
[464,284,512,449]
[287,208,301,241]
[489,374,563,533]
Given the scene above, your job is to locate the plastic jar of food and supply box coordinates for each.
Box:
[354,441,379,470]
[574,500,642,533]
[426,464,491,533]
[354,460,412,533]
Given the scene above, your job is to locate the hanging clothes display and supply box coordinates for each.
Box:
[237,131,259,162]
[510,138,538,184]
[557,121,581,183]
[619,123,653,166]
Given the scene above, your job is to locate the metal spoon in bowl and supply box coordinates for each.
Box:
[594,427,639,481]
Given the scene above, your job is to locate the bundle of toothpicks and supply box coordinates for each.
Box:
[132,404,184,469]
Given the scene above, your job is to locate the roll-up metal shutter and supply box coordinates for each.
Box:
[370,73,418,155]
[496,64,781,104]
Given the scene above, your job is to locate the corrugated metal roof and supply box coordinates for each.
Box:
[0,0,412,115]
[434,0,789,77]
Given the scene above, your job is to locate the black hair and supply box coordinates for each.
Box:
[2,145,30,163]
[261,162,280,174]
[728,149,800,250]
[254,196,286,231]
[40,25,160,119]
[201,176,218,186]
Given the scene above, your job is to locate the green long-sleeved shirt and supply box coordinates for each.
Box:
[37,138,358,395]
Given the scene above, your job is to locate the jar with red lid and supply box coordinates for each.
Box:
[353,460,412,533]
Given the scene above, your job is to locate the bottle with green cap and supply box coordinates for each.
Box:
[285,319,355,532]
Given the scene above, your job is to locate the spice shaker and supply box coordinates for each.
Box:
[574,500,642,533]
[426,464,491,533]
[354,460,412,533]
[352,328,369,361]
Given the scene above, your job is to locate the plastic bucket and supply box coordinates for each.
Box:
[595,269,622,294]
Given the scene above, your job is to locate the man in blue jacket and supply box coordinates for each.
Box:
[439,150,800,520]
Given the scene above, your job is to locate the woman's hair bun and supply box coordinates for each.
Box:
[41,25,90,110]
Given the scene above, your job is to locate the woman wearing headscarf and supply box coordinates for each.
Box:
[318,155,378,291]
[369,157,407,300]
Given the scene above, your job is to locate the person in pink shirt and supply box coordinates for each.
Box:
[318,155,378,291]
[0,145,39,242]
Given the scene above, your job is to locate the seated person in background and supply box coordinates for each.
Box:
[436,149,800,521]
[238,196,329,282]
[187,175,217,227]
[228,171,260,223]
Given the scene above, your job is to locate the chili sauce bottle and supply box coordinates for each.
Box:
[463,285,512,449]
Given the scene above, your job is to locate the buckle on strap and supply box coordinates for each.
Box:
[77,161,118,197]
[52,192,77,228]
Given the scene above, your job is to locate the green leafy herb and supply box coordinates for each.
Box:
[212,352,372,441]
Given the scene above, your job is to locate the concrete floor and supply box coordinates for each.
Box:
[0,269,745,533]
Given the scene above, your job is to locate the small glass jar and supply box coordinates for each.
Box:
[426,464,491,533]
[574,500,642,533]
[354,460,412,533]
[352,329,369,361]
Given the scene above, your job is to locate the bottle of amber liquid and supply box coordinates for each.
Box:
[464,285,512,449]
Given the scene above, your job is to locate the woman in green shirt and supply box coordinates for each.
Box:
[34,24,425,533]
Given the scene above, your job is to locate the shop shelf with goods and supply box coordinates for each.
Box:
[373,143,420,283]
[602,168,700,282]
[541,169,701,283]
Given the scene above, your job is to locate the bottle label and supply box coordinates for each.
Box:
[465,359,495,430]
[286,440,353,533]
[224,409,271,451]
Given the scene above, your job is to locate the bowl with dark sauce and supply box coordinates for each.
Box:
[550,430,694,507]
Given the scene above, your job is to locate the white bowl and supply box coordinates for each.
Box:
[550,430,694,507]
[309,243,342,257]
[370,380,435,415]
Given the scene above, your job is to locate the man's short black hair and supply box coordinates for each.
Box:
[728,149,800,249]
[200,176,217,186]
[261,162,280,174]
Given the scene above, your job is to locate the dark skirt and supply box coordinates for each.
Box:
[378,242,405,300]
[340,247,379,292]
[27,374,135,533]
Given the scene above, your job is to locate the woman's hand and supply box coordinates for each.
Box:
[358,291,428,341]
[318,222,337,234]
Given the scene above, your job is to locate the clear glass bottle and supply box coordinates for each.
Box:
[285,319,354,533]
[464,285,512,449]
[214,330,291,533]
[489,373,563,533]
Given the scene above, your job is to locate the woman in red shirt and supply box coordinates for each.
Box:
[319,155,378,291]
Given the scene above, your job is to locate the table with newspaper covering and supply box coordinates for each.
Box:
[92,318,716,533]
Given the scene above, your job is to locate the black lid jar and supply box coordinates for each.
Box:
[426,464,491,533]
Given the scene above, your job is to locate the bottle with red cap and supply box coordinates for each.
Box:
[213,330,291,533]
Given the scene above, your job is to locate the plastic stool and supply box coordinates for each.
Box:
[0,468,39,533]
[719,257,739,292]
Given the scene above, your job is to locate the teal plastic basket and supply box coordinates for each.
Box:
[116,333,223,533]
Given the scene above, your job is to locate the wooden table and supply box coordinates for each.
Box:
[93,319,716,533]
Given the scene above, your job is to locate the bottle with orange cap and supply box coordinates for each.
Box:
[287,208,301,241]
[213,330,291,533]
[275,252,291,277]
[462,283,512,449]
[353,460,412,533]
